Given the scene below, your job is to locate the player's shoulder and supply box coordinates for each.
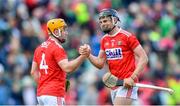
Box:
[102,34,109,39]
[101,34,109,40]
[34,45,41,52]
[48,38,64,49]
[119,28,133,37]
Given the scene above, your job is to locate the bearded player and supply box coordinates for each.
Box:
[31,18,90,105]
[79,9,148,105]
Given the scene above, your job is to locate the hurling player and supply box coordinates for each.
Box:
[31,18,90,105]
[79,9,148,105]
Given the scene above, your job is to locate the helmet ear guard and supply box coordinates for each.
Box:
[111,16,118,26]
[48,28,62,38]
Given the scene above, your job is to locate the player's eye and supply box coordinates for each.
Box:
[102,20,108,23]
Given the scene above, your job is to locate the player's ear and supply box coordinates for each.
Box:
[53,28,59,35]
[111,17,118,26]
[114,17,119,24]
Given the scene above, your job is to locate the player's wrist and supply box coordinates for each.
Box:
[80,54,87,59]
[130,76,135,81]
[87,54,91,59]
[130,74,137,81]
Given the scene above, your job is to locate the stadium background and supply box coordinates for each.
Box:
[0,0,180,105]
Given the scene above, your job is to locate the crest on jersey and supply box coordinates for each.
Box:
[117,41,122,46]
[105,42,109,46]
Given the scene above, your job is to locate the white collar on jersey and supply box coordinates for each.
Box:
[48,36,63,48]
[49,36,58,43]
[107,28,121,37]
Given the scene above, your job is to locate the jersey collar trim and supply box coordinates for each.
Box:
[48,37,63,48]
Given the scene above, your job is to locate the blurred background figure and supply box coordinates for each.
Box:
[0,0,180,105]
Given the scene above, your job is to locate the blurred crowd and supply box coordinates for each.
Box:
[0,0,180,105]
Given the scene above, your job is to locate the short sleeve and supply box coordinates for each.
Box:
[128,35,140,50]
[53,46,67,62]
[100,38,105,51]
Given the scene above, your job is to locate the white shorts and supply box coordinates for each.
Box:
[37,95,65,106]
[111,86,138,103]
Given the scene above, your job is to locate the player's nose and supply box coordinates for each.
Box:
[102,24,108,28]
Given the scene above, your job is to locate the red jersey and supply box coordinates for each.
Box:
[100,29,140,80]
[33,37,67,97]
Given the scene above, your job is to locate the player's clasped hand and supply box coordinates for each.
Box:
[123,77,134,89]
[79,44,91,57]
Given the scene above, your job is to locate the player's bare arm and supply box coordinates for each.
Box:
[79,44,106,69]
[88,50,106,69]
[131,45,148,79]
[124,45,148,88]
[30,61,39,82]
[58,45,90,73]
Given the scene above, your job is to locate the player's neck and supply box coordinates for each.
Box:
[50,36,62,44]
[108,27,121,37]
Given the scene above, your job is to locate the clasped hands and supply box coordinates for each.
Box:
[79,44,91,58]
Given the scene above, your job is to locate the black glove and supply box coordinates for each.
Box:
[65,79,70,92]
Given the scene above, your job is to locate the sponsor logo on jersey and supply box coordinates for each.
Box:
[105,48,123,60]
[105,42,109,46]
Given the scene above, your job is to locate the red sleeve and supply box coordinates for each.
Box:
[128,34,140,50]
[100,38,105,51]
[53,46,67,62]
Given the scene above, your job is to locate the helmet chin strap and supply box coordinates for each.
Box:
[107,16,119,34]
[112,16,119,26]
[112,16,115,25]
[48,28,62,37]
[52,29,62,38]
[48,28,65,43]
[109,25,116,34]
[53,29,66,43]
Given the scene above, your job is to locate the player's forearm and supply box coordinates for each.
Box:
[30,62,39,82]
[66,55,86,73]
[88,54,104,69]
[131,55,148,79]
[31,70,39,82]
